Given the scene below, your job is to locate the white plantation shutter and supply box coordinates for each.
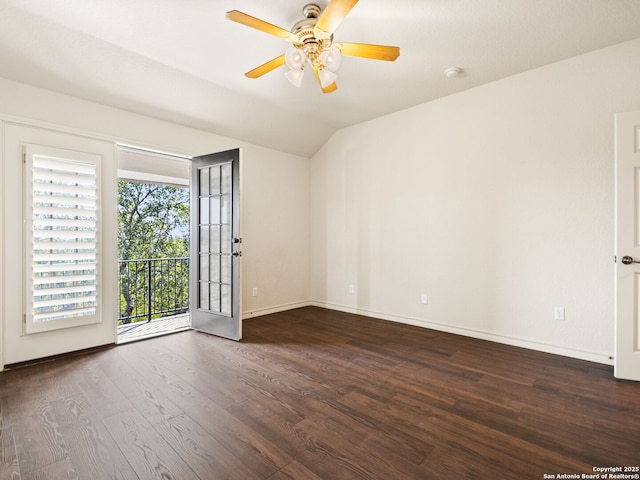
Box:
[25,144,102,333]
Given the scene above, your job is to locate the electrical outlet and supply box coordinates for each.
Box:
[349,284,355,294]
[554,307,565,321]
[421,293,428,304]
[252,288,258,297]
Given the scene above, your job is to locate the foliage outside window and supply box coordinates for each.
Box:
[118,181,189,324]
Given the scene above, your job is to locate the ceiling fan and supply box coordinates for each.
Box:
[226,0,400,93]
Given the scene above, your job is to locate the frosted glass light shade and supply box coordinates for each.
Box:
[320,48,342,72]
[285,47,306,69]
[285,68,305,87]
[318,67,337,87]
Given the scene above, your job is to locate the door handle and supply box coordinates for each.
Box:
[621,256,640,265]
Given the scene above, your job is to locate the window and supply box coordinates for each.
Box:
[24,144,102,333]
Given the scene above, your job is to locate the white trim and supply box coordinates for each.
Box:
[0,121,4,371]
[311,301,614,366]
[117,143,191,160]
[117,169,189,186]
[0,114,193,160]
[242,300,313,319]
[117,145,191,186]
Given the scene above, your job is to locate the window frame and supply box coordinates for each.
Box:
[24,144,103,334]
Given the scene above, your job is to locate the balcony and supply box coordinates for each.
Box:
[117,257,190,343]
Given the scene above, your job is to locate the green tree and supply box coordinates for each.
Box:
[118,181,189,323]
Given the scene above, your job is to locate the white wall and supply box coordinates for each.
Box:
[310,38,640,364]
[0,77,311,368]
[241,151,311,316]
[4,36,640,369]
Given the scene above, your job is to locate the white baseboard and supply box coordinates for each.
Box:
[242,300,313,319]
[310,301,614,366]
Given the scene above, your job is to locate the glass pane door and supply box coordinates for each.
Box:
[198,162,232,315]
[190,149,241,340]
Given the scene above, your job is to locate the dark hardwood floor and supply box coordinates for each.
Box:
[1,306,639,479]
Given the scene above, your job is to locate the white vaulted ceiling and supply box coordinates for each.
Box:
[1,0,640,157]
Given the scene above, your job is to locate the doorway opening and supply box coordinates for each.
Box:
[116,146,191,343]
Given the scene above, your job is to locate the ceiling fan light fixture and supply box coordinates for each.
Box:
[318,67,338,88]
[285,47,307,69]
[285,67,305,87]
[227,1,400,94]
[320,47,342,72]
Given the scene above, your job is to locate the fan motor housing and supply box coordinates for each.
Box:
[303,3,321,18]
[292,3,332,54]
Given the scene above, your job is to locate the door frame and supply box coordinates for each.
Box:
[116,145,192,342]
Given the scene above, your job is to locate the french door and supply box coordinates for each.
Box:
[2,122,117,366]
[190,149,242,340]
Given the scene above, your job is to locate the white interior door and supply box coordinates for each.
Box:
[615,111,640,381]
[2,122,117,366]
[190,149,241,340]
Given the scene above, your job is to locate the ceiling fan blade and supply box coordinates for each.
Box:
[313,66,338,94]
[315,0,359,34]
[245,55,286,79]
[226,10,295,41]
[338,42,400,61]
[322,82,338,94]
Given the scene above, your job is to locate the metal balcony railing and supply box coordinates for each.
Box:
[118,257,189,324]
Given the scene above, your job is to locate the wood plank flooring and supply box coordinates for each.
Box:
[1,306,639,479]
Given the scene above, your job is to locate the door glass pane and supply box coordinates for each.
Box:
[209,166,220,195]
[221,163,232,194]
[199,283,210,310]
[210,226,221,253]
[209,255,220,283]
[210,283,221,311]
[221,284,231,315]
[221,225,231,254]
[199,255,209,282]
[221,195,231,225]
[199,197,209,224]
[221,254,231,283]
[199,168,209,196]
[209,197,220,224]
[199,226,209,252]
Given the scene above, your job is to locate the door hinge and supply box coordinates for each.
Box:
[614,255,617,263]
